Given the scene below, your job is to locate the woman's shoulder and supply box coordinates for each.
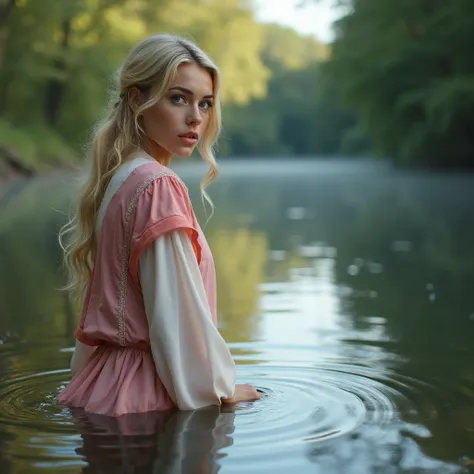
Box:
[128,152,185,189]
[122,158,191,218]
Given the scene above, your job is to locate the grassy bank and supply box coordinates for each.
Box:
[0,119,78,178]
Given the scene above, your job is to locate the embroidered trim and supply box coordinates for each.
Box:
[118,172,177,346]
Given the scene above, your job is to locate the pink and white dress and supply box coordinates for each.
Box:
[58,152,236,417]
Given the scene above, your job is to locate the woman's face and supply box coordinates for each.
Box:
[131,62,215,165]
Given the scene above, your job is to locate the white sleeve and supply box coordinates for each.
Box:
[139,229,236,410]
[70,339,96,376]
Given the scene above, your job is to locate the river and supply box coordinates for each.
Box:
[0,159,473,473]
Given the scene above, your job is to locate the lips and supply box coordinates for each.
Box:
[178,131,199,148]
[179,131,199,139]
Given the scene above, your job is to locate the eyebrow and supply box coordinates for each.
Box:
[169,86,214,99]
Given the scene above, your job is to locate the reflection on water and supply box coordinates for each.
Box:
[210,229,267,343]
[0,160,474,473]
[69,405,235,474]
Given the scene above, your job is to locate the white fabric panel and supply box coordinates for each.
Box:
[139,229,236,410]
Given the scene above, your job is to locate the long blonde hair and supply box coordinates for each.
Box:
[59,34,222,301]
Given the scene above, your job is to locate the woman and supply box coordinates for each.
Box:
[58,34,261,417]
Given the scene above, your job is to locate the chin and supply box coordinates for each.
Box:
[174,147,195,158]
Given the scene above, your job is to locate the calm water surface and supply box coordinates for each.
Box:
[0,160,473,473]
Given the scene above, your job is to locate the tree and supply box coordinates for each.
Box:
[0,0,273,168]
[321,0,474,167]
[222,23,360,157]
[157,0,270,104]
[0,0,15,72]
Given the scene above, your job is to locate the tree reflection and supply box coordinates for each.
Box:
[209,228,267,343]
[305,427,463,474]
[190,167,474,467]
[0,176,72,343]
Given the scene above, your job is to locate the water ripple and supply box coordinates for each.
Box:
[0,362,470,473]
[0,369,72,432]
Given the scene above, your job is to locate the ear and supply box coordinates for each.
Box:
[127,87,144,113]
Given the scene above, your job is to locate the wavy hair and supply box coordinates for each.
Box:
[59,34,222,301]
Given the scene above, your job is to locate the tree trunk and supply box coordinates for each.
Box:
[0,71,13,114]
[44,18,71,126]
[0,0,15,72]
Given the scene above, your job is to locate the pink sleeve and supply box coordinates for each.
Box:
[128,175,201,284]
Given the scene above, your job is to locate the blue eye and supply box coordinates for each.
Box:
[200,100,214,110]
[171,95,185,104]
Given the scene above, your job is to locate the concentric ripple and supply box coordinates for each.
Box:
[0,368,73,432]
[232,364,397,443]
[0,360,470,473]
[220,364,469,473]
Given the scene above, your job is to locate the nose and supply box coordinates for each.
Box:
[187,103,203,126]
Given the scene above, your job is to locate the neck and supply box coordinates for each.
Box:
[143,137,172,166]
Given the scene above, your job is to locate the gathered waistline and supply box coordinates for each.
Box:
[97,342,152,353]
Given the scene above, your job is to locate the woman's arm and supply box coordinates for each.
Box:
[139,229,236,410]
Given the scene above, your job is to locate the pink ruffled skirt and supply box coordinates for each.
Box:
[58,345,175,417]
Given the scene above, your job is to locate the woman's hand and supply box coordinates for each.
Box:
[222,384,262,404]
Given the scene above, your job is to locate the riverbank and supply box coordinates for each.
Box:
[0,154,392,183]
[0,119,79,181]
[0,147,79,181]
[2,151,474,183]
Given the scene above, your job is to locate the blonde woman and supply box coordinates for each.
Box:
[58,34,261,417]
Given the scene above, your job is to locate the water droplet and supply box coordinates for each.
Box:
[429,293,436,302]
[348,265,359,276]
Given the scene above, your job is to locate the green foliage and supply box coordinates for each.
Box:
[0,0,359,171]
[3,0,473,170]
[158,0,270,104]
[322,0,474,167]
[0,119,76,169]
[222,23,361,157]
[262,23,328,69]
